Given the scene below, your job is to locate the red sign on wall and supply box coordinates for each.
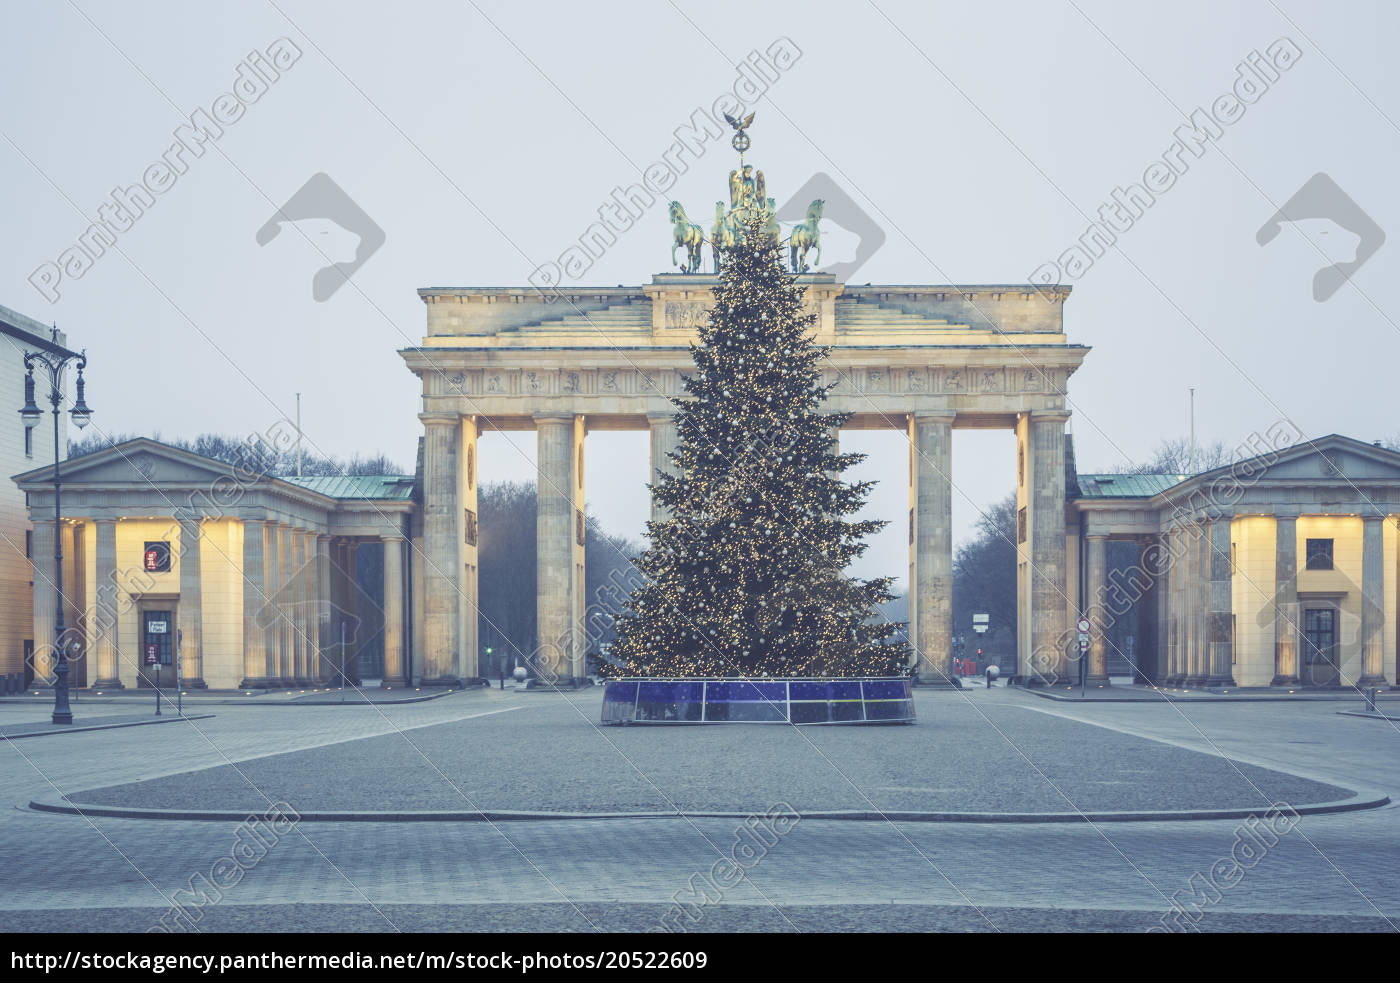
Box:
[145,644,158,665]
[143,541,171,572]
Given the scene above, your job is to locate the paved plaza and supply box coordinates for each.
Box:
[2,686,1399,932]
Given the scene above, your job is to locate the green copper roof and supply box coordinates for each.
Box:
[282,474,416,501]
[1075,473,1191,499]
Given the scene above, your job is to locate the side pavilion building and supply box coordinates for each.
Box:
[14,439,414,691]
[1071,434,1400,689]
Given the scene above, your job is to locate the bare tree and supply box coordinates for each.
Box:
[1109,436,1235,475]
[951,491,1019,657]
[68,431,404,476]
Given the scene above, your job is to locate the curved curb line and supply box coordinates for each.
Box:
[1,713,215,741]
[28,790,1390,825]
[1020,690,1399,704]
[0,690,464,709]
[281,690,459,707]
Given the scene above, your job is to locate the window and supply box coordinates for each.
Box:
[576,508,586,547]
[1305,538,1333,570]
[463,508,478,547]
[1303,607,1336,665]
[143,541,172,572]
[25,530,31,558]
[1018,507,1028,544]
[24,426,32,458]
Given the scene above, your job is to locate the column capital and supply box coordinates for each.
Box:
[910,411,955,425]
[1085,532,1110,542]
[381,533,406,544]
[419,413,461,428]
[1029,408,1072,423]
[532,411,576,423]
[646,410,678,423]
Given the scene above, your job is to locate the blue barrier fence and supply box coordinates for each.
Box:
[601,677,916,725]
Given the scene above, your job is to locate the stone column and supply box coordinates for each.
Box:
[535,412,583,684]
[910,412,955,685]
[278,525,295,685]
[29,519,56,688]
[1086,534,1109,684]
[647,412,680,523]
[1137,536,1161,685]
[410,520,425,685]
[315,535,331,683]
[1192,521,1211,685]
[421,415,460,685]
[92,519,122,689]
[1360,515,1386,685]
[381,536,406,686]
[1029,410,1071,684]
[571,415,587,681]
[459,417,479,681]
[1206,516,1235,686]
[329,540,349,685]
[1272,516,1299,686]
[1162,526,1179,685]
[62,523,83,687]
[240,519,269,688]
[261,522,281,686]
[342,542,360,685]
[296,532,313,686]
[178,517,206,688]
[1181,523,1202,686]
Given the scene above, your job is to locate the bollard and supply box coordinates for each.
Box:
[1365,686,1378,713]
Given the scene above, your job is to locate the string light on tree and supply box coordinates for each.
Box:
[611,146,906,677]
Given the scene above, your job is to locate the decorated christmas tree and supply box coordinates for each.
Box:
[610,217,907,678]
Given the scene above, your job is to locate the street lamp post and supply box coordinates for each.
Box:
[20,337,93,725]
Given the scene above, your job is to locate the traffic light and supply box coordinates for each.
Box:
[976,648,982,657]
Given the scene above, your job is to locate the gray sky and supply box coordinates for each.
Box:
[2,0,1396,589]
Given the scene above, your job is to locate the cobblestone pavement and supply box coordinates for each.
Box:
[63,691,1351,815]
[2,688,1398,932]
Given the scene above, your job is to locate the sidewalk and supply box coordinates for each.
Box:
[0,712,215,740]
[0,683,462,708]
[1013,678,1400,704]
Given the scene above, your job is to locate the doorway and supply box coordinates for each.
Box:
[136,605,176,689]
[1301,605,1339,687]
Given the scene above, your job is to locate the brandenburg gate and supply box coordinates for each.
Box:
[400,276,1088,685]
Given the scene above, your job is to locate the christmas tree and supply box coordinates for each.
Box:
[610,219,907,678]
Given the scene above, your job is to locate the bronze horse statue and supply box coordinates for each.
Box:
[789,199,823,272]
[710,201,737,272]
[669,201,704,273]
